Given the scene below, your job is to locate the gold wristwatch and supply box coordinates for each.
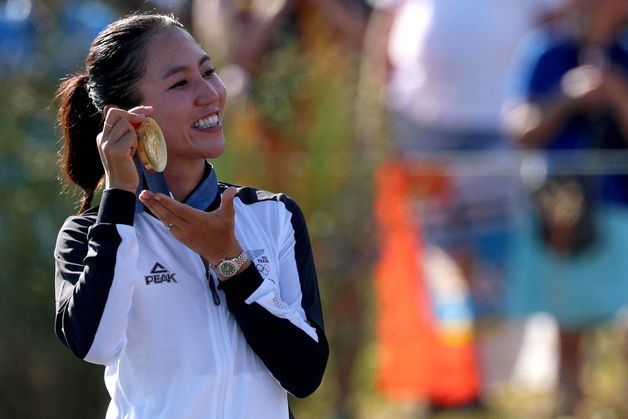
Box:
[215,251,249,278]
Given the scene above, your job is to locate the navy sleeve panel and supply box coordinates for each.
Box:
[220,194,329,398]
[54,189,135,359]
[220,263,264,299]
[279,195,326,330]
[97,189,136,225]
[221,266,329,398]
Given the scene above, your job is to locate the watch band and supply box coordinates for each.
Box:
[215,251,249,278]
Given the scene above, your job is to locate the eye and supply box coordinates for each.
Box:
[203,68,216,78]
[169,79,188,90]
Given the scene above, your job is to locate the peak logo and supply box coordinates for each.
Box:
[145,262,178,285]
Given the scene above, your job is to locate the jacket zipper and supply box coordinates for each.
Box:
[201,256,221,305]
[214,278,231,418]
[199,255,228,416]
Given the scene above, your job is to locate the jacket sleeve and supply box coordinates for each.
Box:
[54,189,139,365]
[219,195,329,398]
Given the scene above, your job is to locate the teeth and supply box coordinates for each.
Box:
[192,114,219,129]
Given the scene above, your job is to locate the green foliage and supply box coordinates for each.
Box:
[248,34,305,134]
[0,78,109,417]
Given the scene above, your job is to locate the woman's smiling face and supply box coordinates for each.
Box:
[137,27,227,166]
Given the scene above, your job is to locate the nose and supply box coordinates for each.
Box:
[195,76,225,106]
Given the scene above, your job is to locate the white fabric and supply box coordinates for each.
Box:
[386,0,567,130]
[91,197,315,419]
[84,225,138,365]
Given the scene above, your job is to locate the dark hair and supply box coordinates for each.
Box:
[56,13,184,213]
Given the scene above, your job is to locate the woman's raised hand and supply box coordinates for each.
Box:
[138,187,243,269]
[97,105,153,193]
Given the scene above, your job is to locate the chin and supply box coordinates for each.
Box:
[204,141,226,159]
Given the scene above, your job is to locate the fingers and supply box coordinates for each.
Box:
[139,189,239,234]
[127,105,154,128]
[99,119,135,148]
[216,187,237,218]
[139,189,241,261]
[102,105,153,136]
[140,198,184,230]
[140,188,238,222]
[100,105,155,154]
[103,104,153,118]
[128,105,154,115]
[116,130,140,157]
[139,191,190,227]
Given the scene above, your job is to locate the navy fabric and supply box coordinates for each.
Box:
[510,29,628,205]
[135,160,220,212]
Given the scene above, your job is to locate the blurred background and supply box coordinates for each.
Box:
[3,0,628,418]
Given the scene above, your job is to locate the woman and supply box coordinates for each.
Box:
[53,13,328,419]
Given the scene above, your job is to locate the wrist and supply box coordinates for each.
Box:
[211,249,251,281]
[106,180,137,194]
[97,189,136,225]
[206,243,243,267]
[218,259,251,282]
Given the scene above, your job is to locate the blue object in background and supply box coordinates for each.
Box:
[56,0,117,71]
[0,0,35,76]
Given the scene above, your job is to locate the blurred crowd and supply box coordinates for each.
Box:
[4,0,628,418]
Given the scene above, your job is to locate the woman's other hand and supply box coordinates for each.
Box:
[97,105,153,193]
[138,187,244,270]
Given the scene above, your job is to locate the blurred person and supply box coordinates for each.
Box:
[191,0,369,97]
[146,0,192,26]
[53,13,328,419]
[503,0,628,415]
[193,3,372,419]
[363,0,568,412]
[191,0,371,184]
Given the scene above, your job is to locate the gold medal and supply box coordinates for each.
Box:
[136,117,167,173]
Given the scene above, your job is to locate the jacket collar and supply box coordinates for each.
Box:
[135,160,220,213]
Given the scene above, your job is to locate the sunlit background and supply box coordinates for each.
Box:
[3,0,628,418]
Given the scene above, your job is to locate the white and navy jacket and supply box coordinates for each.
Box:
[54,167,328,419]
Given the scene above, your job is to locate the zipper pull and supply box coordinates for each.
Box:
[206,270,221,306]
[201,256,221,306]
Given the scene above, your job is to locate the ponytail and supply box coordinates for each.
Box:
[56,74,105,213]
[55,13,184,213]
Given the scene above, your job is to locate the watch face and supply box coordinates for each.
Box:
[219,261,238,277]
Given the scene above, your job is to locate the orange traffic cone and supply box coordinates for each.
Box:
[373,161,481,406]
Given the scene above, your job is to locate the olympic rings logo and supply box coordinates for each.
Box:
[256,263,271,275]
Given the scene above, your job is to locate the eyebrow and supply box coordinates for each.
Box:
[162,55,211,80]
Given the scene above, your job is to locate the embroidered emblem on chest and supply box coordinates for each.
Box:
[145,262,178,285]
